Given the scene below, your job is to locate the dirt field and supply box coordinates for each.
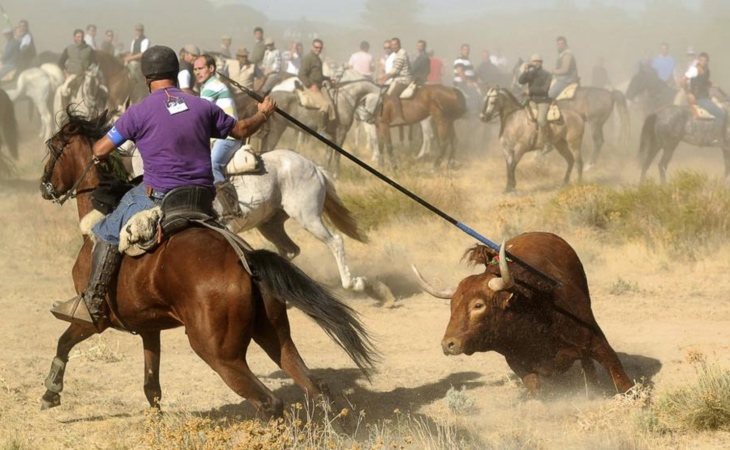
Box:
[1,116,729,449]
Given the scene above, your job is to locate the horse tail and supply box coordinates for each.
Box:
[611,90,631,145]
[639,113,658,160]
[321,172,368,243]
[0,89,18,159]
[249,249,379,378]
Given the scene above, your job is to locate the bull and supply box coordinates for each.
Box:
[413,232,633,395]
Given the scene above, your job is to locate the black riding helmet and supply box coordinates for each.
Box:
[141,45,179,81]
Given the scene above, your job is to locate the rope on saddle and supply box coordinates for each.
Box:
[191,219,254,277]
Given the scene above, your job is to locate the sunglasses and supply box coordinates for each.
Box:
[313,46,323,49]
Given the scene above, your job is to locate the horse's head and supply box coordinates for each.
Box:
[480,87,503,122]
[40,108,111,204]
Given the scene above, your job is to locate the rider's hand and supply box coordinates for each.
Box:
[257,96,276,118]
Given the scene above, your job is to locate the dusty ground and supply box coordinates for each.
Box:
[1,116,730,449]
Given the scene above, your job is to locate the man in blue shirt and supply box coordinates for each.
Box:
[651,43,675,86]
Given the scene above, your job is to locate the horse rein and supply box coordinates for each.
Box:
[42,137,98,206]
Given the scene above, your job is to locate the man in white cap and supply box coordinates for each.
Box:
[260,37,282,93]
[230,48,255,89]
[519,53,552,148]
[178,43,199,94]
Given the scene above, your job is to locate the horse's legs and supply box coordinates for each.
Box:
[188,333,284,417]
[416,117,433,159]
[640,144,661,183]
[252,295,326,401]
[257,211,300,260]
[553,138,576,185]
[140,330,162,409]
[589,121,605,167]
[297,210,361,290]
[657,143,678,184]
[37,91,53,141]
[431,112,450,168]
[40,323,96,410]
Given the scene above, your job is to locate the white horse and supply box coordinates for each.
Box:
[6,63,63,140]
[54,64,107,123]
[130,147,368,290]
[225,149,367,290]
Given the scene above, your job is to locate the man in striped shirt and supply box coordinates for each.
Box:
[194,53,242,219]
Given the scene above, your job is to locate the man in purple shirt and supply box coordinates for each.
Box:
[51,45,275,329]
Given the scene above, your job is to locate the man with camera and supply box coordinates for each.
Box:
[518,54,552,149]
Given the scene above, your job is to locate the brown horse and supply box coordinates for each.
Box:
[38,111,377,416]
[96,52,148,109]
[376,84,467,169]
[480,87,585,192]
[558,87,630,168]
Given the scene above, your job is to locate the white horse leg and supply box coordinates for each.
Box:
[361,122,379,163]
[416,117,433,159]
[300,216,363,291]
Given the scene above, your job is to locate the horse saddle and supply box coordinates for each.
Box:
[399,82,417,99]
[119,186,216,256]
[226,145,264,175]
[527,101,562,122]
[555,82,579,101]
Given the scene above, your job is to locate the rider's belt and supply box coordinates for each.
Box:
[145,186,168,203]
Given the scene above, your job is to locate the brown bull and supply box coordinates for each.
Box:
[413,232,633,395]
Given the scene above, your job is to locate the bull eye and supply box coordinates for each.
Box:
[473,301,485,310]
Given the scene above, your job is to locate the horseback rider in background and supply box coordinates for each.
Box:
[58,28,96,104]
[518,53,553,149]
[381,37,412,124]
[684,52,726,141]
[50,45,275,330]
[548,36,578,99]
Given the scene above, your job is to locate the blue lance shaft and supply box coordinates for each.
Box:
[219,71,560,289]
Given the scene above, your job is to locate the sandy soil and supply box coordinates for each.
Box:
[1,116,729,449]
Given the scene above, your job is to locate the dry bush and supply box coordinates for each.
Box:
[644,353,730,433]
[141,401,482,450]
[547,171,730,257]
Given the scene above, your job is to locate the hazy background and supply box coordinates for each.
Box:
[2,0,730,85]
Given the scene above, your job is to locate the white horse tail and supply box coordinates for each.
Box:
[321,171,368,243]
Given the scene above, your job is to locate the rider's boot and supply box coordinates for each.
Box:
[215,180,243,221]
[51,240,121,331]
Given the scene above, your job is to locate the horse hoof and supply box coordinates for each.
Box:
[584,163,594,172]
[40,395,60,410]
[352,277,366,292]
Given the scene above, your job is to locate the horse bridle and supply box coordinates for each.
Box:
[41,135,97,206]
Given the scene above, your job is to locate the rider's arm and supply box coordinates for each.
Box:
[92,135,118,162]
[228,96,276,140]
[58,49,68,70]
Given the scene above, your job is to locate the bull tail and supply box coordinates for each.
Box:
[249,249,379,379]
[611,90,631,145]
[322,172,368,243]
[638,113,658,161]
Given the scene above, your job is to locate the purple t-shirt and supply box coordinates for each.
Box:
[112,87,236,191]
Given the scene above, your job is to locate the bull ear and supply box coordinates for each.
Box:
[498,292,515,310]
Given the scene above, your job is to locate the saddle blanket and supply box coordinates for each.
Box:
[400,82,417,99]
[528,102,562,122]
[555,82,579,101]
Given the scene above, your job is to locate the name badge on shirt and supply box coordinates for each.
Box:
[166,98,189,115]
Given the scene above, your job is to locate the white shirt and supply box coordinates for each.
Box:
[684,60,699,79]
[19,33,32,49]
[84,34,96,49]
[178,70,192,90]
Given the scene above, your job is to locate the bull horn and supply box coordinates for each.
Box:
[488,241,514,291]
[411,265,454,299]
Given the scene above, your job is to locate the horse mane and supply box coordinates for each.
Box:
[57,106,112,142]
[462,244,498,267]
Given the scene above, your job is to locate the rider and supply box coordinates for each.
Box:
[453,44,475,86]
[193,53,243,220]
[0,28,19,80]
[518,54,552,148]
[548,36,579,99]
[177,44,199,95]
[124,24,149,86]
[651,42,675,87]
[382,37,413,124]
[50,45,275,329]
[84,24,97,50]
[411,40,431,85]
[58,29,97,102]
[260,37,283,93]
[685,52,726,132]
[299,38,336,135]
[251,27,265,76]
[16,19,35,73]
[231,48,255,89]
[347,40,374,79]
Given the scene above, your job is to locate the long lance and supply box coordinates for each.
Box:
[218,71,560,289]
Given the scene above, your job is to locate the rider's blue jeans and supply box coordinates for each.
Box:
[697,97,726,125]
[211,138,241,183]
[92,184,158,245]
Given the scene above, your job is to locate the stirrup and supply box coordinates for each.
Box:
[50,295,96,327]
